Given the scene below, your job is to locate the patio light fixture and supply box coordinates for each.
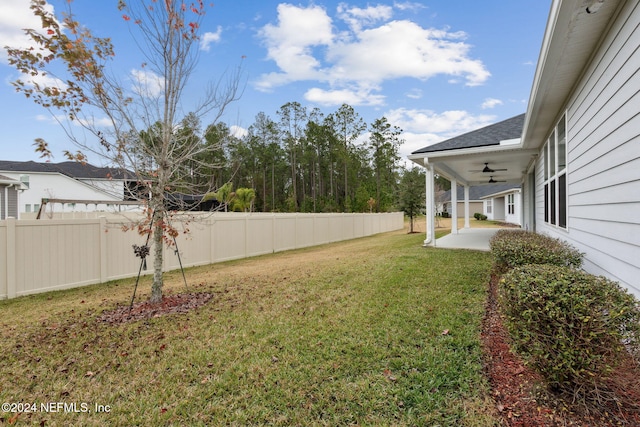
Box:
[586,0,604,14]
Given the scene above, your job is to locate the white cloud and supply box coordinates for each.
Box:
[401,131,444,158]
[230,125,248,138]
[200,26,222,52]
[256,3,333,90]
[481,98,503,109]
[393,2,427,12]
[406,88,423,99]
[255,4,490,106]
[385,108,496,158]
[304,87,385,106]
[336,3,393,32]
[0,0,56,63]
[130,69,164,98]
[17,71,67,91]
[386,108,496,134]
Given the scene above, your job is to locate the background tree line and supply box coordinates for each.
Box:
[172,102,408,213]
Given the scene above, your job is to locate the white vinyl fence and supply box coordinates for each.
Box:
[0,212,404,299]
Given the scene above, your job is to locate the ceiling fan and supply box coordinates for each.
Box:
[488,176,506,183]
[469,163,508,173]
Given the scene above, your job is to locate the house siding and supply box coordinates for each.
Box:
[0,172,123,214]
[537,1,640,296]
[504,192,521,225]
[448,201,483,217]
[7,187,18,218]
[0,186,19,220]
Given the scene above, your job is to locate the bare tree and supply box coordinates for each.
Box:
[5,0,242,303]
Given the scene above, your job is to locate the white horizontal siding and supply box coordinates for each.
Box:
[562,1,640,296]
[570,179,639,207]
[534,154,546,231]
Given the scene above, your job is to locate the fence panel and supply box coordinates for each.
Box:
[0,221,8,299]
[15,220,101,296]
[1,212,403,299]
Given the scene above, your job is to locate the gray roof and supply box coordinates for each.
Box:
[0,160,133,180]
[0,174,19,184]
[442,183,520,202]
[412,113,525,154]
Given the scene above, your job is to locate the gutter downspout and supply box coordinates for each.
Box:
[423,160,435,247]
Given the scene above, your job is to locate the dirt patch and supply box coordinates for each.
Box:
[482,273,640,426]
[97,292,213,324]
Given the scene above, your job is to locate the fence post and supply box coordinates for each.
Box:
[214,217,218,264]
[272,213,276,253]
[6,217,16,299]
[99,216,107,283]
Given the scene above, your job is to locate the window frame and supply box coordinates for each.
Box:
[543,113,568,229]
[507,194,515,215]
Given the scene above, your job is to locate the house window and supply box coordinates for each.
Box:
[34,203,40,212]
[486,200,492,214]
[544,114,567,228]
[25,204,31,213]
[507,194,515,215]
[20,175,30,189]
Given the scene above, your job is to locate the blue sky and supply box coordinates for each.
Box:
[0,0,551,164]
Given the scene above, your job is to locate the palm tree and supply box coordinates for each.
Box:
[234,188,256,212]
[213,182,234,212]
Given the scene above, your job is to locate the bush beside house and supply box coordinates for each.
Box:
[489,230,640,402]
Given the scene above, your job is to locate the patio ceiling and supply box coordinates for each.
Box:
[410,144,538,187]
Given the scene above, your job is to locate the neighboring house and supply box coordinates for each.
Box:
[0,160,139,215]
[409,0,640,297]
[441,184,521,225]
[0,174,26,219]
[480,187,522,226]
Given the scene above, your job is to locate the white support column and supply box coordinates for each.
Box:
[423,162,435,247]
[451,179,458,234]
[464,185,470,229]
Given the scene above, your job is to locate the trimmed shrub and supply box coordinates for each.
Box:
[500,264,640,395]
[474,212,481,220]
[479,214,487,221]
[489,229,583,272]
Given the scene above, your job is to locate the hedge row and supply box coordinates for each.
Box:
[489,230,640,400]
[500,264,640,391]
[489,229,583,272]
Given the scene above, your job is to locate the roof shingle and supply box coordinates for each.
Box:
[0,160,133,180]
[412,113,525,154]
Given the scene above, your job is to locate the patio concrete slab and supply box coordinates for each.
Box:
[434,228,506,251]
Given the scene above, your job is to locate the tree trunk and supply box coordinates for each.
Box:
[150,207,164,303]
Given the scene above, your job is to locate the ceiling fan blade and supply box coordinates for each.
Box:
[482,164,494,173]
[470,163,509,173]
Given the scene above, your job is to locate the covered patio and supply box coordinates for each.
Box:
[408,114,536,248]
[434,227,506,252]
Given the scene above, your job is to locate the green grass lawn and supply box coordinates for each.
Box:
[0,229,499,426]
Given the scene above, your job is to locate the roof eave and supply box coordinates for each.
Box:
[522,0,622,149]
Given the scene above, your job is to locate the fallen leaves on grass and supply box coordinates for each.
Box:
[97,293,213,325]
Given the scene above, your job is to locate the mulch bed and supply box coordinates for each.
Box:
[482,273,640,426]
[97,292,213,325]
